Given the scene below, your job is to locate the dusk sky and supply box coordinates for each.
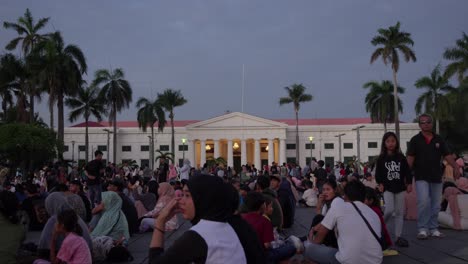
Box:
[1,0,467,125]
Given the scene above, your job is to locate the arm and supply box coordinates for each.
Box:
[309,223,329,244]
[401,157,413,192]
[445,155,461,179]
[92,202,104,215]
[407,155,415,170]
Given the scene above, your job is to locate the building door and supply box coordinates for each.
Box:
[233,156,241,172]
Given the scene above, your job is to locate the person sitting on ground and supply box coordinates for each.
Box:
[56,183,87,223]
[304,180,383,264]
[140,182,178,232]
[0,186,25,264]
[90,191,130,243]
[34,209,92,264]
[242,192,301,263]
[148,174,266,263]
[438,177,468,230]
[272,175,296,229]
[364,187,393,250]
[21,183,47,231]
[253,176,283,230]
[134,181,159,219]
[362,172,377,189]
[107,179,139,235]
[69,180,92,222]
[299,180,318,207]
[37,192,92,260]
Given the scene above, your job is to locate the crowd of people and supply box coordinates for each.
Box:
[1,113,467,264]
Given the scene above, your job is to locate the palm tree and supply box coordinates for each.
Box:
[3,8,50,122]
[157,89,187,159]
[155,150,174,164]
[414,64,455,134]
[279,83,313,163]
[370,21,416,139]
[93,68,133,163]
[363,80,404,133]
[34,31,87,149]
[443,32,468,84]
[136,97,166,170]
[65,85,106,162]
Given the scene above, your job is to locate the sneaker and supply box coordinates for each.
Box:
[286,235,304,254]
[395,237,409,247]
[430,230,445,238]
[417,230,428,240]
[383,249,399,257]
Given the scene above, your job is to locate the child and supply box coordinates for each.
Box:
[299,180,318,207]
[314,160,328,193]
[37,209,92,264]
[364,187,393,251]
[375,132,412,247]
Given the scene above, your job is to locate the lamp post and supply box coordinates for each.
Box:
[352,125,366,163]
[335,133,346,162]
[308,136,314,166]
[103,129,113,163]
[181,138,187,162]
[148,136,153,170]
[71,141,75,164]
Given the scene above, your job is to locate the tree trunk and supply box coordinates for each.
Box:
[29,94,35,123]
[85,117,89,162]
[435,118,440,135]
[170,111,175,163]
[49,80,55,132]
[295,109,300,164]
[151,125,155,170]
[113,105,117,164]
[392,69,400,139]
[57,93,64,159]
[384,121,387,133]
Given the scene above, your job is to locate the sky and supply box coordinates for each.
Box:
[1,0,467,125]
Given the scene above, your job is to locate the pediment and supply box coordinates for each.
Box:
[186,112,288,129]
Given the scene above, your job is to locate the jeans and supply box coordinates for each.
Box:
[267,242,296,264]
[303,241,340,264]
[88,184,102,206]
[416,180,443,232]
[383,191,405,238]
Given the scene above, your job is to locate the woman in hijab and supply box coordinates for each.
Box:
[90,191,130,242]
[139,182,178,232]
[134,180,159,218]
[37,192,92,259]
[179,159,191,181]
[148,174,266,264]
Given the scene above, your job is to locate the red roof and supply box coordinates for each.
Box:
[70,118,372,128]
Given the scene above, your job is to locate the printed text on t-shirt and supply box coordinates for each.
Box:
[385,161,400,180]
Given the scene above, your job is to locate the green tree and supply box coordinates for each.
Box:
[279,83,313,163]
[65,85,106,162]
[3,8,50,122]
[414,64,455,134]
[363,80,404,133]
[443,32,468,84]
[0,54,18,121]
[155,150,174,164]
[370,21,416,139]
[93,68,133,163]
[157,89,187,159]
[136,97,166,170]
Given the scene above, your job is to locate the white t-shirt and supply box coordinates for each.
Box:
[302,189,318,207]
[321,199,383,264]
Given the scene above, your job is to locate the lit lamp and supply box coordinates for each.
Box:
[205,145,211,150]
[233,142,239,150]
[308,136,314,166]
[265,145,269,151]
[181,138,187,161]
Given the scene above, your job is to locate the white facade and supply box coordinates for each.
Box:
[63,112,420,169]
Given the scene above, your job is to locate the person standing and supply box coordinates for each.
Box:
[158,158,169,183]
[407,114,461,239]
[85,150,105,206]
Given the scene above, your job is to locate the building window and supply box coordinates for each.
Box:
[122,146,131,152]
[178,145,188,151]
[343,143,353,149]
[141,145,149,152]
[324,143,334,149]
[368,142,378,148]
[305,143,315,150]
[140,159,150,168]
[78,145,86,152]
[159,145,170,151]
[63,145,69,152]
[286,157,296,164]
[325,157,335,167]
[97,145,107,152]
[344,156,354,164]
[286,144,296,150]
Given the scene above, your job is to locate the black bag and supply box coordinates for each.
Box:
[107,246,134,262]
[351,202,387,250]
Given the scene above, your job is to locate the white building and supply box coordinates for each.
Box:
[63,112,420,170]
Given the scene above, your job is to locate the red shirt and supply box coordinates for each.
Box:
[241,212,274,246]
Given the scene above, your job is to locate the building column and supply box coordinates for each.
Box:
[227,139,233,168]
[279,138,286,165]
[254,139,261,170]
[189,139,195,168]
[241,139,247,166]
[200,140,206,167]
[268,138,274,165]
[214,140,220,158]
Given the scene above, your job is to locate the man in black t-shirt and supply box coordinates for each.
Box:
[85,150,104,206]
[158,158,169,183]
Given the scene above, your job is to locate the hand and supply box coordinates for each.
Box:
[378,184,384,193]
[318,194,325,203]
[406,184,413,193]
[156,197,181,223]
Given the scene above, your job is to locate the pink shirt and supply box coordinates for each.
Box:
[57,233,92,264]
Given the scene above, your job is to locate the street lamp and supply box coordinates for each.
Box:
[71,141,75,164]
[352,125,366,163]
[308,136,314,166]
[335,133,346,162]
[103,129,113,163]
[148,136,153,170]
[182,138,187,166]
